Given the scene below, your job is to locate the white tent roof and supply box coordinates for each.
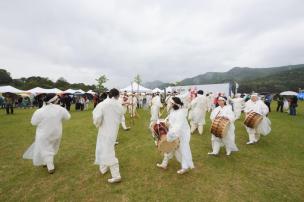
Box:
[152,88,163,93]
[87,90,96,95]
[27,87,62,94]
[74,89,85,94]
[63,89,77,94]
[0,85,23,94]
[120,82,152,93]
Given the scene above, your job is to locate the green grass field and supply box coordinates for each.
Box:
[0,103,303,202]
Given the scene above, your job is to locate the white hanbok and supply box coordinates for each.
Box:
[119,95,129,130]
[159,108,194,170]
[231,97,244,119]
[128,96,138,117]
[93,97,124,179]
[150,95,163,124]
[209,105,238,155]
[188,94,208,134]
[93,98,123,166]
[244,100,271,143]
[23,104,71,168]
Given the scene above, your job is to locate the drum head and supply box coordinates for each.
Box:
[158,136,180,153]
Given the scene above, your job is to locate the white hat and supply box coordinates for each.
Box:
[218,96,227,101]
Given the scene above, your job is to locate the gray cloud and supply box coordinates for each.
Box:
[0,0,304,88]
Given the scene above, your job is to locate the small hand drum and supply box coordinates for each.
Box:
[152,121,180,153]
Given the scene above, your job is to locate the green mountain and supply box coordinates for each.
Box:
[145,64,304,93]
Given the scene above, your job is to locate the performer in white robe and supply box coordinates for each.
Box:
[157,97,194,174]
[150,93,163,127]
[188,90,208,135]
[119,91,130,131]
[208,97,238,156]
[93,88,124,183]
[244,93,271,144]
[206,93,213,112]
[128,93,138,117]
[231,94,244,120]
[23,94,71,174]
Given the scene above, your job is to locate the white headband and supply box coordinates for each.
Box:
[47,95,59,104]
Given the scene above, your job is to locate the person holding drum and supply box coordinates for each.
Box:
[156,97,194,174]
[208,96,239,156]
[244,93,271,145]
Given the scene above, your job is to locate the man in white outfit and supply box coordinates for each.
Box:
[23,94,71,174]
[119,91,130,131]
[244,93,271,145]
[93,88,124,183]
[150,93,163,127]
[188,90,208,135]
[208,97,238,156]
[128,93,138,117]
[231,94,244,119]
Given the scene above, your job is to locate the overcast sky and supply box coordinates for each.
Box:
[0,0,303,88]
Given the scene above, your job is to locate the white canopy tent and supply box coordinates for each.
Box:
[120,82,152,93]
[63,89,77,94]
[75,89,85,94]
[0,85,23,94]
[152,88,163,93]
[87,90,96,95]
[27,87,63,94]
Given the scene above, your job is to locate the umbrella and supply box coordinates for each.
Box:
[280,91,298,96]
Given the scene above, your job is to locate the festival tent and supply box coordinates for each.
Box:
[152,88,163,93]
[280,91,298,96]
[120,82,152,93]
[75,89,85,94]
[63,89,77,94]
[0,85,23,94]
[87,90,96,95]
[47,88,63,94]
[26,87,62,94]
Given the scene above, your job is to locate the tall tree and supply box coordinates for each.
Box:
[0,69,13,85]
[134,74,142,85]
[55,77,70,90]
[95,75,108,93]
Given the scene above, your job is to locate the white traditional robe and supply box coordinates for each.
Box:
[231,97,244,119]
[23,104,71,166]
[210,105,238,154]
[119,95,129,130]
[244,99,271,142]
[93,98,124,166]
[188,94,208,134]
[161,108,194,170]
[128,96,138,117]
[150,95,163,123]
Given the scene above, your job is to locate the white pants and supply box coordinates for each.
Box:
[121,115,128,130]
[190,122,204,134]
[99,163,121,178]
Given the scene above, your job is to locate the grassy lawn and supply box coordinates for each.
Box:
[0,102,303,202]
